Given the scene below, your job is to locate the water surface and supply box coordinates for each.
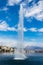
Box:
[0,53,43,65]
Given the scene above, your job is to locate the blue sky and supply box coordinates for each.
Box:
[0,0,43,47]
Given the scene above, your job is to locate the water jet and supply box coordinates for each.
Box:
[14,3,26,60]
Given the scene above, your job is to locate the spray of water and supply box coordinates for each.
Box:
[14,4,26,60]
[18,4,24,51]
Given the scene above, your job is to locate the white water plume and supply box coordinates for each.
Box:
[14,4,26,60]
[18,4,24,51]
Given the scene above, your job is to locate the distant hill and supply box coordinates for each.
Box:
[24,46,43,50]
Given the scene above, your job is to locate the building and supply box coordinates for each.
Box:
[0,46,15,53]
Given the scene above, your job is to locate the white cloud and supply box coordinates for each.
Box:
[38,28,43,32]
[8,27,17,31]
[0,21,8,31]
[0,38,17,47]
[7,0,22,6]
[35,11,43,21]
[15,0,22,4]
[0,7,8,11]
[7,0,15,6]
[28,28,37,32]
[24,41,36,47]
[28,0,32,2]
[28,27,43,32]
[23,28,27,32]
[7,0,33,6]
[24,41,43,47]
[0,21,17,31]
[25,0,43,21]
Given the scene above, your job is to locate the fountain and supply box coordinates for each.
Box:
[14,3,26,60]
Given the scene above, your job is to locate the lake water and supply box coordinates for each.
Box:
[0,53,43,65]
[0,59,43,65]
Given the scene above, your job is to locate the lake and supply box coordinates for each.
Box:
[0,53,43,65]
